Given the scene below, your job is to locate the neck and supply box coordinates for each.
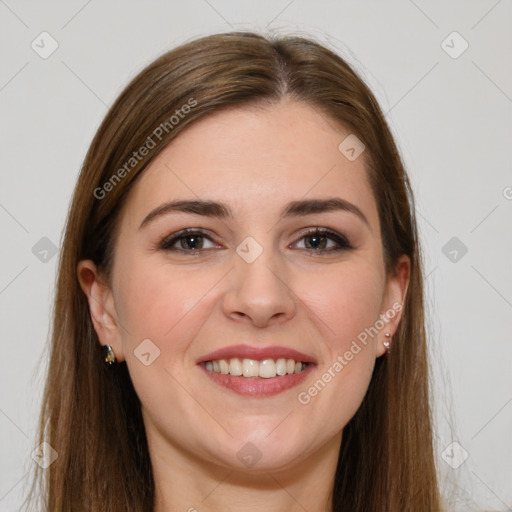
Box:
[149,430,342,512]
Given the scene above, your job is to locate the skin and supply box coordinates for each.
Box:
[79,99,409,511]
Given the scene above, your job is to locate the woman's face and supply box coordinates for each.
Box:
[80,100,409,473]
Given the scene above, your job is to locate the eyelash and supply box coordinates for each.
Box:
[159,227,354,254]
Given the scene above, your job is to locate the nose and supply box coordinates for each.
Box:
[223,244,297,328]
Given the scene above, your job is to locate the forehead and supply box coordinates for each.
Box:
[122,100,379,228]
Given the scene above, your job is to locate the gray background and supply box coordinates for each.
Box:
[1,1,511,510]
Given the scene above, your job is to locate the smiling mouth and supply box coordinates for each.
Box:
[204,357,309,379]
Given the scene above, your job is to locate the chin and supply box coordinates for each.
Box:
[216,444,308,474]
[201,428,315,474]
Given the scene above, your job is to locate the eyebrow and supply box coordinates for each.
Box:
[139,197,370,229]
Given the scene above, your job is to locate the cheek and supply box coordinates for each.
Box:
[290,260,384,426]
[296,260,385,351]
[113,258,225,366]
[112,262,216,422]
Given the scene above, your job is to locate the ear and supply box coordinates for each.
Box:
[77,259,125,362]
[376,254,410,357]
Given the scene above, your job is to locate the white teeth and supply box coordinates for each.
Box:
[219,359,229,375]
[259,359,276,378]
[242,358,259,377]
[229,358,243,376]
[205,357,308,378]
[276,358,287,376]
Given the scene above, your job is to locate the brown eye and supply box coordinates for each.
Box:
[160,229,218,252]
[293,228,353,252]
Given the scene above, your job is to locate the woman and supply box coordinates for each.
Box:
[26,31,443,511]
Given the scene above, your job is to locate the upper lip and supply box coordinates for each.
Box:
[198,344,317,364]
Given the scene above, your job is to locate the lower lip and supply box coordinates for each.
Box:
[199,364,314,397]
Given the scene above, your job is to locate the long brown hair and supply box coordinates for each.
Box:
[25,31,443,511]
